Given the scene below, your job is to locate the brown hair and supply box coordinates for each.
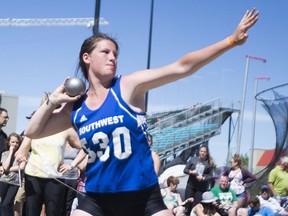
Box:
[166,176,180,187]
[248,196,260,207]
[6,132,22,146]
[78,33,119,80]
[232,153,242,167]
[199,145,216,168]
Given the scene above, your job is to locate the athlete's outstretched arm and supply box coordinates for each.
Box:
[121,8,259,110]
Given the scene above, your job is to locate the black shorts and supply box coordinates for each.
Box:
[77,184,167,216]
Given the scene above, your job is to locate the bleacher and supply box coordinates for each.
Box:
[151,124,219,152]
[147,98,238,162]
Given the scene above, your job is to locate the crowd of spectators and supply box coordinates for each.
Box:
[158,154,288,216]
[0,103,86,216]
[1,106,288,216]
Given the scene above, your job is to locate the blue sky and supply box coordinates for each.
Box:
[1,1,287,165]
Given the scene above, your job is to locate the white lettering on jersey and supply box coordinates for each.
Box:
[79,115,124,135]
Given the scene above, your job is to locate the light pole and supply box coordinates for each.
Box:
[93,0,101,35]
[145,0,155,112]
[249,76,270,172]
[236,55,267,153]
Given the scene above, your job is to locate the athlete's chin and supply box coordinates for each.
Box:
[105,69,116,77]
[101,72,116,82]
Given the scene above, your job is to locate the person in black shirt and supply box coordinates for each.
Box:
[183,145,216,214]
[0,107,9,161]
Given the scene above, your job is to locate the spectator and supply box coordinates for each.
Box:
[147,133,161,175]
[14,113,34,216]
[211,175,238,216]
[15,93,86,216]
[70,155,88,215]
[0,107,9,161]
[256,184,288,215]
[223,153,256,207]
[58,142,81,216]
[16,131,86,216]
[14,183,26,216]
[190,191,220,216]
[0,132,25,216]
[248,196,274,216]
[183,145,216,214]
[268,156,288,208]
[161,176,193,216]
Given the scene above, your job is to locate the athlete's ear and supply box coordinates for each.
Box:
[82,53,90,64]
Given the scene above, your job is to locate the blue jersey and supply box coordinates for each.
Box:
[71,76,158,193]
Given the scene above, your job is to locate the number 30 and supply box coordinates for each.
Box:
[84,126,132,163]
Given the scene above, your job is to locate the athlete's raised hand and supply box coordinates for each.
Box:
[231,8,259,46]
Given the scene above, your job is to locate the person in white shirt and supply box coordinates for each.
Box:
[256,184,288,215]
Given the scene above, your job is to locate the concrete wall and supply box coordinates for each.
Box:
[0,93,19,135]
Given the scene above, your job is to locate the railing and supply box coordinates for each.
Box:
[148,98,221,132]
[147,98,224,160]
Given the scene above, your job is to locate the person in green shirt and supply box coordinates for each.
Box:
[211,175,238,216]
[268,156,288,210]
